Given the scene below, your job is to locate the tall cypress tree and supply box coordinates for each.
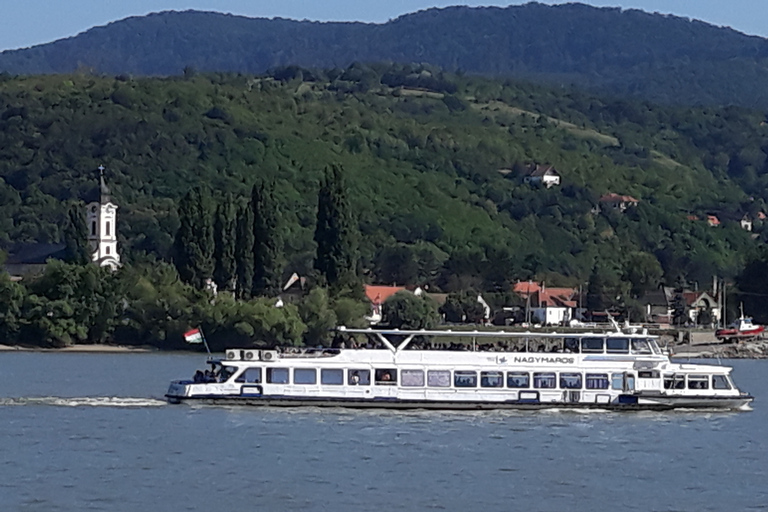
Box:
[62,200,91,265]
[251,180,284,297]
[173,187,214,289]
[313,164,360,293]
[213,194,237,291]
[234,201,254,300]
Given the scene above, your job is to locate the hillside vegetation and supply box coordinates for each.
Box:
[2,64,767,302]
[2,4,768,107]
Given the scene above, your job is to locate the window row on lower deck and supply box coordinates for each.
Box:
[233,367,644,390]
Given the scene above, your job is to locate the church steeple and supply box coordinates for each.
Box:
[98,165,111,204]
[86,165,120,270]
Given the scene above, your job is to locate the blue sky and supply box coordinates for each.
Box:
[1,0,766,52]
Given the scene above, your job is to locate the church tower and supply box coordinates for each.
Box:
[85,165,120,269]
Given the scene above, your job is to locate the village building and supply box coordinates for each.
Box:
[87,166,120,270]
[513,281,578,325]
[638,287,721,326]
[523,164,561,188]
[599,193,640,212]
[3,166,119,278]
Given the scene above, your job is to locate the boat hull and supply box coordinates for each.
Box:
[165,394,752,411]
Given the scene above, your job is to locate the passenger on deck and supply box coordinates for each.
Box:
[193,370,205,383]
[350,371,361,385]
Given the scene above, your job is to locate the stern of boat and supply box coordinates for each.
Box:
[166,380,191,404]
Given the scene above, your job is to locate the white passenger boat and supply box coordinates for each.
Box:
[165,328,753,411]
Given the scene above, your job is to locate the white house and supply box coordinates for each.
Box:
[523,165,561,188]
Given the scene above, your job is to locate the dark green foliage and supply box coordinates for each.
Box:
[440,291,486,324]
[736,248,768,324]
[382,291,440,329]
[671,286,690,326]
[314,165,360,293]
[2,6,768,108]
[234,202,254,300]
[298,287,337,346]
[0,67,764,298]
[173,187,214,289]
[0,271,24,341]
[20,261,120,346]
[213,196,237,291]
[62,201,90,265]
[251,180,284,296]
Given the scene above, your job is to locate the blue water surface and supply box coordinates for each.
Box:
[0,352,765,511]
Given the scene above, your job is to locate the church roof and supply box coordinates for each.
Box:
[5,243,67,264]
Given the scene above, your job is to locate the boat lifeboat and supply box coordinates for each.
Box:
[715,316,764,343]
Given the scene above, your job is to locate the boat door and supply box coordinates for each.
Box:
[612,372,635,393]
[624,372,636,392]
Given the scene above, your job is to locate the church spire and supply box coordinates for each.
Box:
[98,165,111,204]
[86,165,120,270]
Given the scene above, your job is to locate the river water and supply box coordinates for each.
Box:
[0,352,766,511]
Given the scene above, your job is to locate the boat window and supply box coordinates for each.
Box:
[626,374,635,391]
[375,369,397,385]
[321,369,344,385]
[663,375,686,389]
[348,369,370,386]
[559,373,582,389]
[581,337,604,353]
[401,369,425,387]
[294,368,317,385]
[235,367,262,384]
[586,373,609,389]
[713,375,731,390]
[454,371,477,388]
[611,373,624,390]
[564,339,580,353]
[631,339,652,354]
[481,371,504,388]
[267,368,289,384]
[507,371,530,388]
[533,372,556,389]
[428,370,451,387]
[638,370,660,379]
[606,338,629,354]
[688,375,709,390]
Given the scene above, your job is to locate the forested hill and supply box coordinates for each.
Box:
[2,4,768,108]
[2,65,768,306]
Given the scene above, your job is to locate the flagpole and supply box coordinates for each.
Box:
[199,327,212,356]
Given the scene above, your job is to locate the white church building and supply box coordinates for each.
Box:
[86,165,120,269]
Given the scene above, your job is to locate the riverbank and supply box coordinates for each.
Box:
[0,344,157,353]
[671,339,768,359]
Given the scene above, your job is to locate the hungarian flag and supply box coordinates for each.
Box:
[184,328,203,344]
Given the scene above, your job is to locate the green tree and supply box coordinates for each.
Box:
[298,287,337,346]
[313,164,359,294]
[671,286,690,326]
[623,252,663,298]
[0,271,25,343]
[440,291,486,323]
[173,187,215,289]
[251,180,284,297]
[234,202,254,300]
[213,195,237,292]
[20,261,120,346]
[62,200,91,265]
[383,291,440,329]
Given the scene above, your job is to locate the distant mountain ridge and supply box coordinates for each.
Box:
[2,3,768,107]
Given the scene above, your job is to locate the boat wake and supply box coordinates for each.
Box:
[0,396,167,408]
